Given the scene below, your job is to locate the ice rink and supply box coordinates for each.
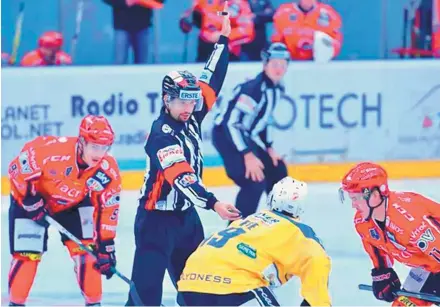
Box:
[2,179,440,306]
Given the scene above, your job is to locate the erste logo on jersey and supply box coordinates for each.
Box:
[157,144,186,169]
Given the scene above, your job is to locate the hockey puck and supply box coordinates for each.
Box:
[217,11,228,16]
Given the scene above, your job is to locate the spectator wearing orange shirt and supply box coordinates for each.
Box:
[21,32,72,67]
[272,0,342,62]
[180,0,255,62]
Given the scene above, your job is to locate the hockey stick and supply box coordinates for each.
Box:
[358,284,440,303]
[44,215,144,306]
[9,0,25,65]
[402,7,409,58]
[70,0,85,62]
[182,32,189,62]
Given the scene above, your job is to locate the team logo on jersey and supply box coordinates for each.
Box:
[162,124,173,134]
[65,166,73,176]
[369,228,380,240]
[18,151,33,174]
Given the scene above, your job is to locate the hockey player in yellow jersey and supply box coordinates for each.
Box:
[178,176,332,306]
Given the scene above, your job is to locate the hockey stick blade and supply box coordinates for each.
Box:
[358,284,440,303]
[45,215,144,306]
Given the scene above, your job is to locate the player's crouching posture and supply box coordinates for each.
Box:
[8,115,121,306]
[178,177,332,306]
[126,3,241,306]
[340,162,440,306]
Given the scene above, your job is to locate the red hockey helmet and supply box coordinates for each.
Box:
[79,115,115,146]
[38,31,63,49]
[341,162,389,197]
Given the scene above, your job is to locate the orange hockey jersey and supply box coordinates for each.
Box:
[271,2,342,60]
[21,50,72,67]
[8,136,121,243]
[354,191,440,273]
[194,0,255,56]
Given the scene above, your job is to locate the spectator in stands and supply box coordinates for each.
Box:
[180,0,255,62]
[271,0,342,62]
[241,0,275,61]
[21,31,72,66]
[2,53,10,66]
[103,0,164,64]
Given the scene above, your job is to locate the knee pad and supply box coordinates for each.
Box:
[9,253,41,305]
[66,241,102,305]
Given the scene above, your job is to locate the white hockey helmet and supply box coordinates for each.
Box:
[268,176,308,218]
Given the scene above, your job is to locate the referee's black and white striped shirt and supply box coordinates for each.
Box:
[214,72,285,154]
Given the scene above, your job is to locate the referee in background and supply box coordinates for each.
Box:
[212,42,290,219]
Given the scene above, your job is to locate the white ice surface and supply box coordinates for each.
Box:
[2,179,440,306]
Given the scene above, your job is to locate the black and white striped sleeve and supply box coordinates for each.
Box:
[226,93,258,154]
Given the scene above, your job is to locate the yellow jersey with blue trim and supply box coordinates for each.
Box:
[178,209,332,306]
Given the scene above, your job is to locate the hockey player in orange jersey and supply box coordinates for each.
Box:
[271,0,342,61]
[180,0,255,61]
[21,31,72,67]
[7,115,121,306]
[339,162,440,307]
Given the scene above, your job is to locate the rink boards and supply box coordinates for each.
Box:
[2,160,440,195]
[2,60,440,194]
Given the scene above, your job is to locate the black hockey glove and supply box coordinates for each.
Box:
[22,193,49,227]
[371,267,401,302]
[94,240,116,279]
